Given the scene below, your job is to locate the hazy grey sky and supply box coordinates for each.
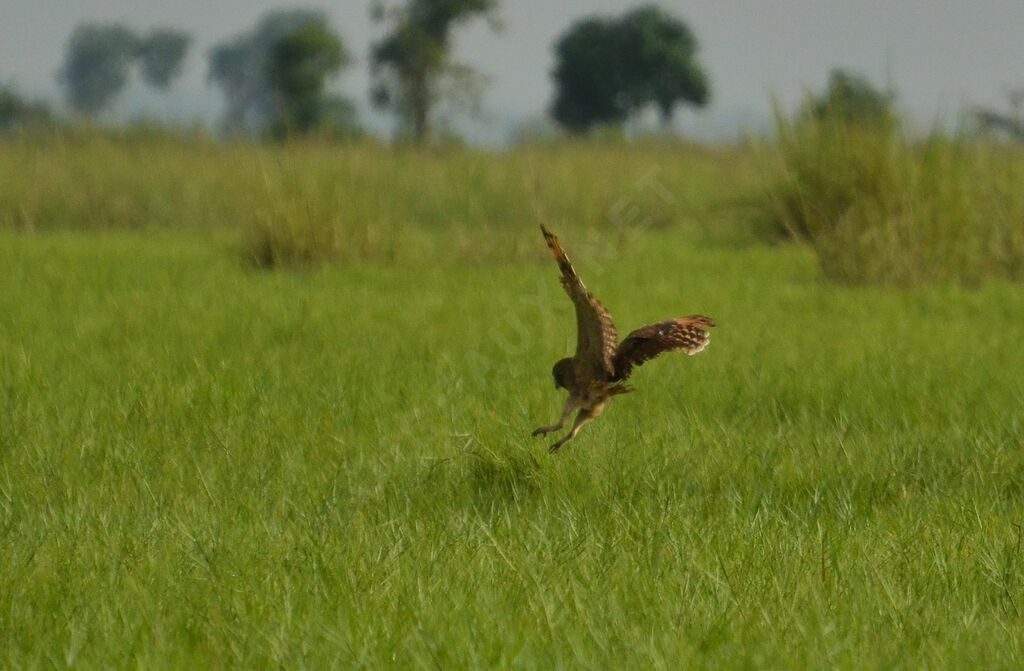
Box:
[2,1,1023,139]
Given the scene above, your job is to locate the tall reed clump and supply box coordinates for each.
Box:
[757,111,1024,285]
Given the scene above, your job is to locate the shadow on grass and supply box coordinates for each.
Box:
[467,449,543,503]
[418,445,545,512]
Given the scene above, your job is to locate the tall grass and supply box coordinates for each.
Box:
[756,112,1024,285]
[2,131,1024,667]
[6,122,1024,279]
[0,131,753,268]
[2,230,1023,668]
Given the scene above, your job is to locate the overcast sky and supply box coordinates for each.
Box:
[2,0,1023,141]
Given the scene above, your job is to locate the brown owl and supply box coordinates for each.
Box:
[533,225,715,452]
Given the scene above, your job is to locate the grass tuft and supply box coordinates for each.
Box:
[755,111,1024,285]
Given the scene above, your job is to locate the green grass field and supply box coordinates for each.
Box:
[2,137,1024,669]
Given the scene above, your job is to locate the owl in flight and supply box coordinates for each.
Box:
[533,225,715,452]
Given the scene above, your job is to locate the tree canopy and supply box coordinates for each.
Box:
[0,84,53,132]
[617,6,709,122]
[137,29,191,90]
[551,4,709,133]
[808,69,894,126]
[370,0,498,144]
[208,9,352,137]
[58,24,140,116]
[973,89,1024,141]
[57,23,191,117]
[266,22,349,137]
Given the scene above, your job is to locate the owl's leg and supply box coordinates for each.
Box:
[548,404,603,453]
[531,398,575,437]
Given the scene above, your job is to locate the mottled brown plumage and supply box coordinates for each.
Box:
[533,225,715,452]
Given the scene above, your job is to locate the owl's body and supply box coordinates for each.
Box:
[533,225,714,452]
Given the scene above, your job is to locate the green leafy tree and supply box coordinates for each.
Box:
[136,29,191,90]
[808,69,894,126]
[0,84,53,132]
[266,22,349,137]
[58,23,191,118]
[551,4,710,133]
[370,0,499,144]
[318,94,361,138]
[973,88,1024,140]
[616,5,709,125]
[550,17,627,132]
[58,23,140,116]
[208,9,343,135]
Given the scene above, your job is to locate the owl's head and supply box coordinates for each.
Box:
[551,358,574,390]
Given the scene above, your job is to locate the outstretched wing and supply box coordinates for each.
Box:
[613,315,715,381]
[541,225,618,379]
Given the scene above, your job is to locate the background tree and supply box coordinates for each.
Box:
[265,22,349,138]
[136,29,191,90]
[550,4,710,133]
[58,23,139,116]
[0,84,53,132]
[370,0,499,144]
[209,9,348,135]
[549,17,627,132]
[808,69,894,126]
[973,88,1024,141]
[616,5,709,126]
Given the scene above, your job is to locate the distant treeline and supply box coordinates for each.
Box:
[3,1,1022,146]
[3,2,717,144]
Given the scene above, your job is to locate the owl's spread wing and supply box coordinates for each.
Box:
[613,316,715,381]
[541,225,618,379]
